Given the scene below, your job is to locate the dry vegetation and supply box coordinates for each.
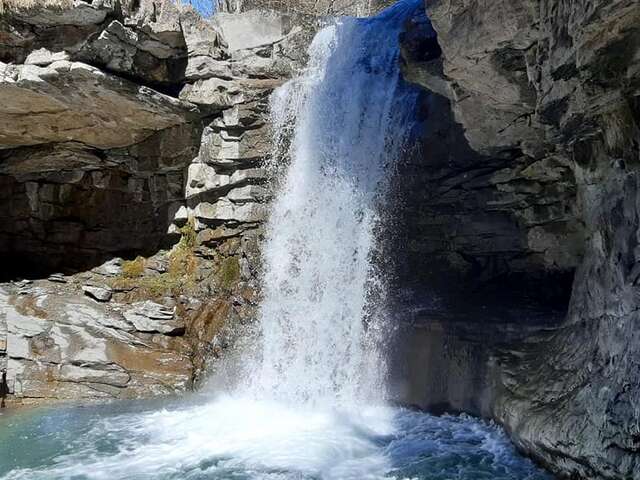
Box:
[0,0,73,13]
[111,222,199,298]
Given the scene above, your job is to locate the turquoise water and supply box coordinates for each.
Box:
[0,395,552,480]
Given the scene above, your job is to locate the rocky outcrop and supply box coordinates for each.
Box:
[0,278,192,403]
[398,1,640,479]
[0,60,198,149]
[2,1,637,478]
[0,0,314,403]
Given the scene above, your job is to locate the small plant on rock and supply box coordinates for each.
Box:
[111,220,199,299]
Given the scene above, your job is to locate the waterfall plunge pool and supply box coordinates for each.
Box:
[0,395,552,480]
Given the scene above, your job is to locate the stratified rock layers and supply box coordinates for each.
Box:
[0,1,638,479]
[398,1,640,479]
[0,0,310,402]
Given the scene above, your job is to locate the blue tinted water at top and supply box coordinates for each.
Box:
[183,0,215,17]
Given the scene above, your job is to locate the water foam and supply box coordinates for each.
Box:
[0,396,551,480]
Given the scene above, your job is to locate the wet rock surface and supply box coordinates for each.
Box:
[397,1,640,478]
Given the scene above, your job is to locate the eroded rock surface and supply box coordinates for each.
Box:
[0,60,198,149]
[398,1,640,478]
[2,1,638,478]
[0,281,192,402]
[0,0,313,403]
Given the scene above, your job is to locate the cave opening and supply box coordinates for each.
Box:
[386,47,581,415]
[0,159,182,282]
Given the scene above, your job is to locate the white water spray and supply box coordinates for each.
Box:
[245,0,421,406]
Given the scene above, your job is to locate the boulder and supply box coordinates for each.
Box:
[82,285,113,302]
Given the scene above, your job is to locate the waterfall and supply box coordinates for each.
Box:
[244,0,422,406]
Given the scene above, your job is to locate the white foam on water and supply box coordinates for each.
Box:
[0,396,550,480]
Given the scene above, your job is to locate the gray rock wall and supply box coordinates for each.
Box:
[0,0,311,402]
[2,2,638,479]
[398,1,640,479]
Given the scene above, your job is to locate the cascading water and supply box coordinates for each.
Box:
[245,0,420,406]
[0,3,553,479]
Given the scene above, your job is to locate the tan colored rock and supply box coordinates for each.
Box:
[0,60,199,149]
[1,284,193,401]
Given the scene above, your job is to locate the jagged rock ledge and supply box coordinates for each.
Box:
[0,0,317,403]
[396,1,640,479]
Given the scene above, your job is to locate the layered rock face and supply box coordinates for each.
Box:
[0,0,312,403]
[397,1,640,478]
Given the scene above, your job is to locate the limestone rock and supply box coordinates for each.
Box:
[181,8,227,58]
[0,60,199,149]
[123,301,185,335]
[82,285,113,302]
[213,11,290,52]
[173,205,190,226]
[397,1,640,479]
[59,363,130,387]
[92,258,123,277]
[1,285,192,401]
[404,3,544,157]
[226,185,268,203]
[0,0,318,413]
[24,48,71,66]
[200,123,271,166]
[11,0,115,27]
[194,199,266,225]
[73,19,187,85]
[185,56,233,81]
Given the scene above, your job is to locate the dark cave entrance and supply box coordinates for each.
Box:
[384,85,581,415]
[0,161,182,282]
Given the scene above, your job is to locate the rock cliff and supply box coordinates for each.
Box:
[0,0,313,403]
[1,1,638,479]
[396,1,640,479]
